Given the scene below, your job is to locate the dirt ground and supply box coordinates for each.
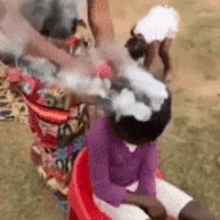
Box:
[1,0,220,219]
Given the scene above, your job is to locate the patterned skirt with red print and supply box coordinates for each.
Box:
[6,67,92,216]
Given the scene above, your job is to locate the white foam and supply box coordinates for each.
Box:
[122,61,168,105]
[111,88,152,122]
[57,70,108,98]
[134,5,180,43]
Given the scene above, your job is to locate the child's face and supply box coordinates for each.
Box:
[111,122,154,146]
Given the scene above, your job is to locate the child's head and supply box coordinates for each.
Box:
[125,35,146,61]
[108,85,172,146]
[125,29,149,61]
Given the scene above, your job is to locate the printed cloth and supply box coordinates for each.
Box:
[5,65,91,196]
[0,25,94,199]
[0,64,28,122]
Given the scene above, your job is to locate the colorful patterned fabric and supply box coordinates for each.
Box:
[31,133,86,196]
[23,59,92,196]
[0,1,94,215]
[0,26,94,201]
[0,65,28,123]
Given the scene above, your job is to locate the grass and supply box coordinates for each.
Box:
[1,0,220,219]
[0,122,64,220]
[162,90,220,218]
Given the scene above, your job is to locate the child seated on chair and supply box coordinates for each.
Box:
[86,73,216,220]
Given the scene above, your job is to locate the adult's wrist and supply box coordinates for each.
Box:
[24,31,74,69]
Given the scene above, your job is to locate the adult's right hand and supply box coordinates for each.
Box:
[95,40,130,80]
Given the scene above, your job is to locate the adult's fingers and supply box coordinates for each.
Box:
[96,40,130,76]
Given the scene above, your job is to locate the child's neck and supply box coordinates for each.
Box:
[124,142,138,153]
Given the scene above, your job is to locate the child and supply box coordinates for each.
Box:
[125,5,180,81]
[86,76,216,219]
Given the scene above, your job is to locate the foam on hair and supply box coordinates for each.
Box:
[96,62,169,122]
[121,60,168,108]
[109,90,172,145]
[111,88,152,122]
[125,36,146,62]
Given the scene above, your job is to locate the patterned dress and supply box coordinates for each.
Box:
[0,0,94,216]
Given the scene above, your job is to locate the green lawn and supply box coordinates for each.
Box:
[1,0,220,219]
[0,122,65,220]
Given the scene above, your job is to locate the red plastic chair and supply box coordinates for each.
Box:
[68,147,110,220]
[68,147,176,220]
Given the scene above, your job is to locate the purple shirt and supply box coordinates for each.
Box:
[86,117,157,207]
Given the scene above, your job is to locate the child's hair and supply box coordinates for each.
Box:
[108,83,172,146]
[125,29,148,61]
[125,36,146,60]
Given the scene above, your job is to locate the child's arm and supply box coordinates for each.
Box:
[123,144,167,219]
[136,144,167,219]
[86,123,129,207]
[136,144,158,197]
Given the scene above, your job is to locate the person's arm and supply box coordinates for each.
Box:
[87,0,115,45]
[0,0,92,71]
[87,0,131,80]
[124,192,167,220]
[155,137,164,170]
[136,144,158,196]
[124,144,167,219]
[144,41,161,74]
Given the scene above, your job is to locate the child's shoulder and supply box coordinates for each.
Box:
[86,116,111,144]
[141,143,157,152]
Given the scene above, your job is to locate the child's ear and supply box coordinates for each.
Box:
[125,36,146,60]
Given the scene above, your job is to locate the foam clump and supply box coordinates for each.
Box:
[134,5,180,43]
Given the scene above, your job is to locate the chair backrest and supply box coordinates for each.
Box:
[68,147,110,220]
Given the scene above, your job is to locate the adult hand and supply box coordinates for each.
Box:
[95,40,130,80]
